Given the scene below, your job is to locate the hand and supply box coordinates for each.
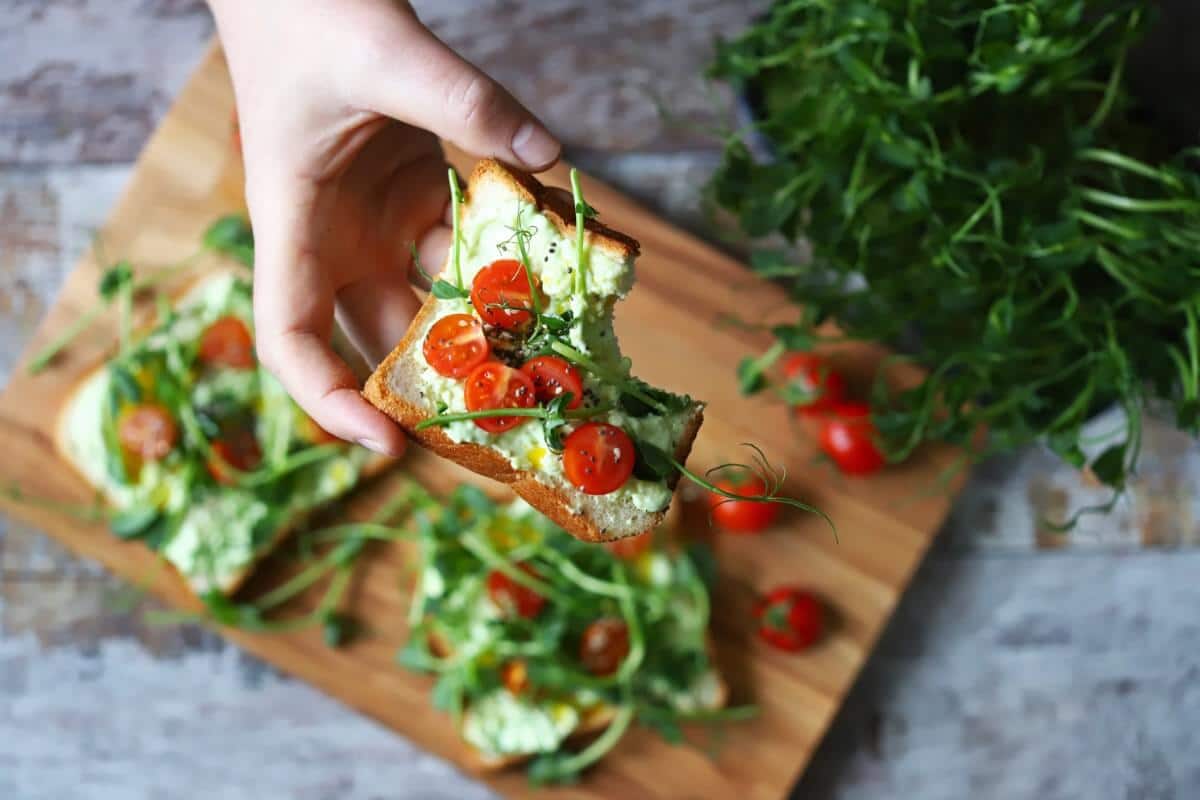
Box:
[209,0,561,455]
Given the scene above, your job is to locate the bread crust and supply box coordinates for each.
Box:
[51,270,392,597]
[364,159,703,543]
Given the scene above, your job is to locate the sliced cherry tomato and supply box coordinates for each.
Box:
[579,618,630,676]
[470,259,540,331]
[707,472,780,534]
[521,355,584,409]
[198,316,255,370]
[486,564,546,619]
[563,422,636,495]
[604,531,653,560]
[207,428,263,485]
[755,587,823,652]
[500,659,530,695]
[423,313,490,378]
[117,403,178,461]
[781,352,846,416]
[819,402,885,476]
[464,362,536,433]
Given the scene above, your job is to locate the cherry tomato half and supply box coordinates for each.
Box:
[781,352,846,416]
[500,659,530,695]
[819,402,885,476]
[562,422,636,495]
[471,259,540,331]
[604,532,653,560]
[117,403,178,461]
[579,617,631,676]
[198,316,255,370]
[521,355,584,410]
[486,564,546,619]
[423,313,490,378]
[207,428,263,485]
[755,587,823,652]
[464,362,537,433]
[706,473,780,534]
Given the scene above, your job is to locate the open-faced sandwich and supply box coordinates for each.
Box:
[400,486,741,782]
[365,160,704,544]
[55,269,388,597]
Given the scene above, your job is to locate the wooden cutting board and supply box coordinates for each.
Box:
[0,43,966,799]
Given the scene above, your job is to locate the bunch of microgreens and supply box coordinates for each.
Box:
[708,0,1200,515]
[397,483,755,784]
[417,170,832,528]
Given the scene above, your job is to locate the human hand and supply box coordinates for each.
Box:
[209,0,561,455]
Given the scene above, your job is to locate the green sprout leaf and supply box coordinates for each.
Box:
[202,215,254,267]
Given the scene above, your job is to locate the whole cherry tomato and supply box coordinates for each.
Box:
[521,355,584,409]
[562,422,636,495]
[486,563,546,619]
[117,403,178,461]
[422,313,490,378]
[471,259,540,331]
[579,617,630,676]
[198,316,255,370]
[464,362,537,433]
[706,472,780,534]
[755,587,823,652]
[819,401,885,476]
[781,351,846,416]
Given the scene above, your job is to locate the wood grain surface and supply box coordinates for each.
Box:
[4,4,1199,800]
[0,42,967,800]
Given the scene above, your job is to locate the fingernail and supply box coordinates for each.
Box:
[357,438,389,455]
[511,122,560,169]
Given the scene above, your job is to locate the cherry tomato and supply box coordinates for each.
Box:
[755,587,823,652]
[500,659,529,695]
[463,362,537,433]
[207,428,263,485]
[707,472,780,534]
[562,422,636,495]
[117,403,178,461]
[422,313,490,378]
[781,352,846,416]
[198,316,255,370]
[471,259,540,331]
[604,532,653,560]
[521,355,584,410]
[579,618,630,676]
[486,564,546,619]
[819,402,885,476]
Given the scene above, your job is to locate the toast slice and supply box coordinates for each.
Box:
[365,160,703,543]
[54,271,390,597]
[429,630,729,773]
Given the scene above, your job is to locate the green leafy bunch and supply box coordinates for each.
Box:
[708,0,1200,495]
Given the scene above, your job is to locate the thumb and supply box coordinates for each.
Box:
[360,15,561,171]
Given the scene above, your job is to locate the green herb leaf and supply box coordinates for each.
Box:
[431,280,469,300]
[98,261,133,301]
[1090,443,1127,488]
[321,612,359,648]
[736,356,767,395]
[632,438,676,483]
[203,215,254,267]
[108,507,161,540]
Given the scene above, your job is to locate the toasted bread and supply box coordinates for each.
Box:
[427,629,728,773]
[364,160,704,543]
[52,271,391,597]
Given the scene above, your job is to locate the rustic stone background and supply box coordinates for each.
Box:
[2,2,1198,798]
